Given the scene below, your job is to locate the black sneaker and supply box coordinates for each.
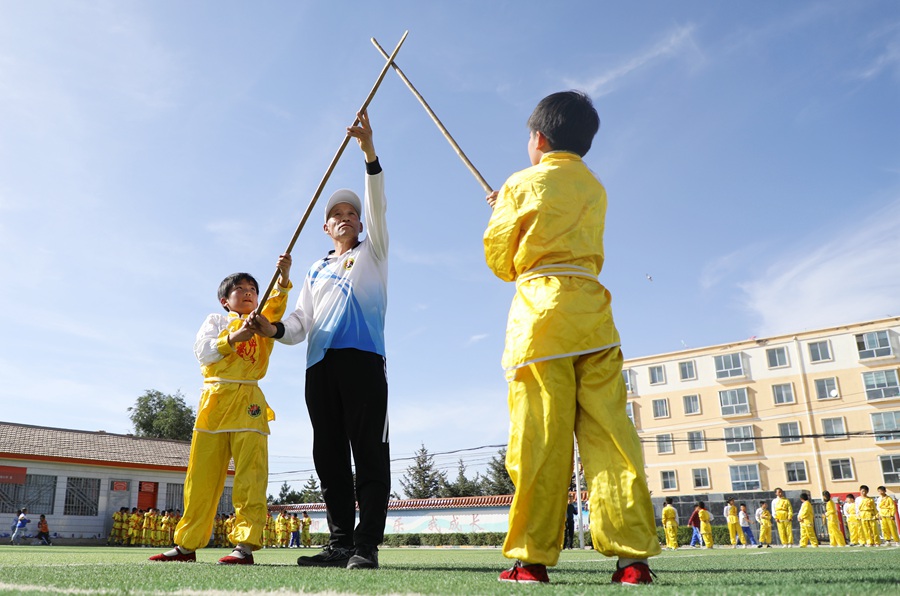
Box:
[297,545,352,567]
[347,544,379,570]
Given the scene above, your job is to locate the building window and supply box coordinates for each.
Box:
[625,402,635,426]
[830,458,854,481]
[693,468,711,489]
[785,461,808,483]
[217,486,233,515]
[881,455,900,484]
[808,340,832,362]
[656,434,674,454]
[772,383,795,405]
[649,365,666,385]
[679,360,696,381]
[165,483,185,512]
[862,370,900,402]
[687,430,706,452]
[767,347,789,369]
[0,474,56,515]
[719,388,751,416]
[64,477,101,516]
[623,369,635,394]
[715,353,744,379]
[814,377,838,400]
[871,411,900,442]
[778,421,802,444]
[724,425,756,453]
[822,417,848,440]
[652,398,670,419]
[857,330,892,359]
[730,464,761,491]
[661,470,678,490]
[683,394,701,416]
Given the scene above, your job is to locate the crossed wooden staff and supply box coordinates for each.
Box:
[257,32,490,312]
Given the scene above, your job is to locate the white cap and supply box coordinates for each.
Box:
[324,189,362,221]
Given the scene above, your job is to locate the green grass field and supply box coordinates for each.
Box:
[1,544,898,595]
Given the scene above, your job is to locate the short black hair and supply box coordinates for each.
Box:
[697,501,705,509]
[664,497,673,504]
[217,273,259,312]
[877,485,886,492]
[800,493,809,501]
[823,491,831,500]
[527,90,600,157]
[860,484,869,492]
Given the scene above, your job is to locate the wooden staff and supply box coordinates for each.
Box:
[255,31,408,314]
[371,37,493,194]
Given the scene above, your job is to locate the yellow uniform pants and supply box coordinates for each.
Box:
[503,348,660,566]
[847,516,860,544]
[826,519,846,546]
[664,521,678,549]
[759,521,772,545]
[173,430,268,552]
[776,521,793,546]
[727,521,744,545]
[881,517,899,542]
[859,519,877,545]
[799,522,818,547]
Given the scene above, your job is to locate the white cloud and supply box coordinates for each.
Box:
[740,197,900,336]
[855,21,900,81]
[565,24,702,97]
[466,333,489,346]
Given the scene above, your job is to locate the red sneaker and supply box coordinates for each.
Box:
[149,548,196,562]
[611,562,655,585]
[498,561,550,584]
[217,549,254,565]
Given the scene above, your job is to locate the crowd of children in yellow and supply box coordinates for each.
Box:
[661,485,898,550]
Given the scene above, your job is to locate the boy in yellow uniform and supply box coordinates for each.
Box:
[262,512,272,548]
[485,91,659,585]
[301,511,312,548]
[150,256,291,564]
[772,488,794,547]
[289,513,300,548]
[876,486,899,544]
[797,493,818,547]
[142,509,156,547]
[755,501,772,547]
[724,498,744,548]
[822,491,846,547]
[843,495,860,545]
[661,497,678,550]
[129,509,142,546]
[698,502,713,549]
[856,485,878,546]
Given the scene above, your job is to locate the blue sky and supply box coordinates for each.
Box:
[1,1,898,494]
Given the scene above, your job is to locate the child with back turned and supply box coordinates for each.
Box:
[150,255,291,565]
[484,90,660,585]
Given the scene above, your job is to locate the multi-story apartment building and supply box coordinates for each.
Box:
[624,316,900,497]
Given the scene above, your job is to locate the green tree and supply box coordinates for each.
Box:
[272,481,303,505]
[399,443,446,499]
[481,447,515,495]
[127,389,195,441]
[440,459,483,497]
[299,475,323,503]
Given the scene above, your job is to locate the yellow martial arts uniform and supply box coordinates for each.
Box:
[172,283,290,552]
[130,512,142,545]
[773,497,793,546]
[662,504,678,549]
[699,510,713,549]
[857,496,878,546]
[726,505,743,546]
[824,500,846,546]
[798,501,818,547]
[878,495,899,543]
[485,151,660,566]
[844,502,860,545]
[301,515,312,547]
[757,508,772,545]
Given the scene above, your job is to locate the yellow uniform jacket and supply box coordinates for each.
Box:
[484,152,618,375]
[857,496,877,521]
[193,283,290,435]
[878,495,896,518]
[774,497,793,522]
[662,505,678,526]
[798,501,813,524]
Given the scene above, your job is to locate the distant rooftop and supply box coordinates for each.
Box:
[0,421,193,471]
